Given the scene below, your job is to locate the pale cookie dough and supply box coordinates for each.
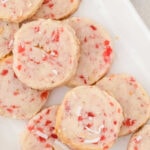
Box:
[0,0,43,23]
[67,17,114,86]
[56,86,123,150]
[128,125,150,150]
[21,105,71,150]
[13,19,80,90]
[0,56,49,119]
[96,74,150,136]
[33,0,80,20]
[0,21,19,59]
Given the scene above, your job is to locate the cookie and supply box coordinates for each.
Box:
[21,105,71,150]
[56,86,123,150]
[13,19,80,90]
[33,0,80,20]
[67,17,114,86]
[0,56,49,119]
[127,125,150,150]
[96,74,150,136]
[0,0,43,23]
[0,21,19,59]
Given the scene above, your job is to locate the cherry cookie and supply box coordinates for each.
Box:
[21,105,71,150]
[128,125,150,150]
[13,19,80,90]
[0,0,43,23]
[56,86,123,150]
[0,56,49,119]
[67,17,114,86]
[0,21,19,59]
[33,0,80,20]
[96,74,150,136]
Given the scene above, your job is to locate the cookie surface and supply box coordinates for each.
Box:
[0,21,19,59]
[0,0,43,23]
[33,0,80,20]
[0,56,49,119]
[128,125,150,150]
[67,17,114,86]
[21,105,71,150]
[13,19,80,90]
[56,86,123,150]
[96,74,150,136]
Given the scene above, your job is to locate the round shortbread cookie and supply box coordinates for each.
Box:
[96,74,150,136]
[67,17,114,86]
[21,105,71,150]
[0,21,19,59]
[13,19,80,90]
[0,0,43,23]
[56,86,124,150]
[33,0,80,20]
[0,56,49,119]
[128,125,150,150]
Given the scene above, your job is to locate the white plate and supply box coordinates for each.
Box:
[0,0,150,149]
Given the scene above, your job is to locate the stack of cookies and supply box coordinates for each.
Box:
[0,0,149,150]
